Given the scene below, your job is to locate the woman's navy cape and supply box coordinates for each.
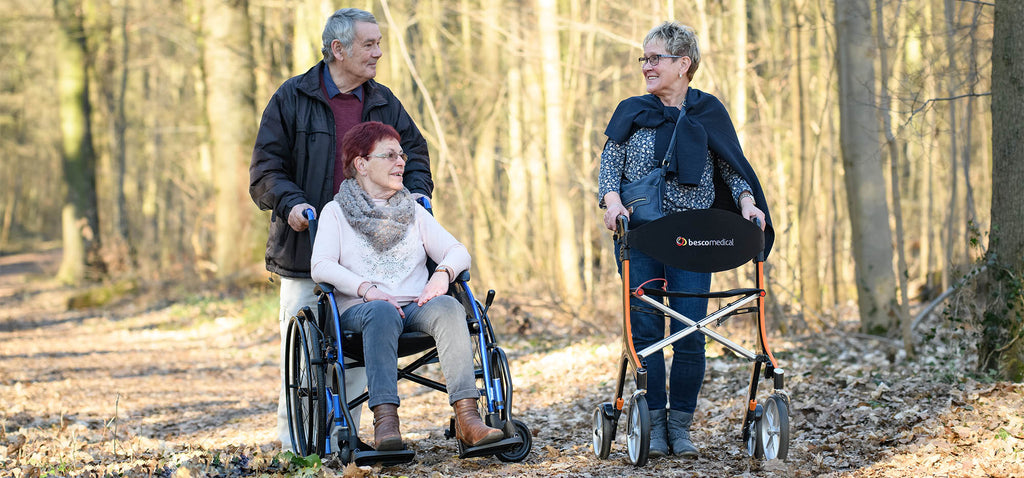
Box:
[604,88,775,257]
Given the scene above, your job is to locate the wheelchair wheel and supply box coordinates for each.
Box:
[625,396,650,466]
[496,419,533,463]
[757,394,790,460]
[284,316,327,457]
[491,347,514,421]
[591,404,614,459]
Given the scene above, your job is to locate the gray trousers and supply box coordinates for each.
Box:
[339,295,479,409]
[278,277,367,451]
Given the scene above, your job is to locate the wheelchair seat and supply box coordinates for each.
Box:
[342,331,436,363]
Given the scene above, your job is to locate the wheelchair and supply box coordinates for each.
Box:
[284,202,532,466]
[592,208,790,466]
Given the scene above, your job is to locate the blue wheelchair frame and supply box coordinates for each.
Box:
[284,201,531,466]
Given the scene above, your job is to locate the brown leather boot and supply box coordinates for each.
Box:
[453,398,504,447]
[371,404,403,451]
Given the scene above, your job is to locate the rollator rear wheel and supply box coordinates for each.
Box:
[757,394,790,460]
[625,396,650,466]
[591,404,614,459]
[284,316,327,457]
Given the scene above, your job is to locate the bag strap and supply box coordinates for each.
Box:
[659,104,687,169]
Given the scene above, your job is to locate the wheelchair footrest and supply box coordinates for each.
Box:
[352,448,416,467]
[457,435,524,459]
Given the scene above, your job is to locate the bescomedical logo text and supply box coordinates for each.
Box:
[676,237,735,247]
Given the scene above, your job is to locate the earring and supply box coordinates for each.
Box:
[679,72,683,78]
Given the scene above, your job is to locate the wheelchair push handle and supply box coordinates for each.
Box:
[304,208,317,248]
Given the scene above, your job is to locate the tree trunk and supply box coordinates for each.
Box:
[834,0,898,335]
[202,0,257,278]
[54,0,104,284]
[794,0,821,316]
[537,0,582,307]
[875,0,912,357]
[978,0,1024,381]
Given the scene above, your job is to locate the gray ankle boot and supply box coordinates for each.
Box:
[668,410,699,458]
[648,408,669,457]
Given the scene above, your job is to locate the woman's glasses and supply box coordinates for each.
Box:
[366,151,408,162]
[638,54,683,67]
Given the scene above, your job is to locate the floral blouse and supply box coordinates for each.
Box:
[598,128,750,212]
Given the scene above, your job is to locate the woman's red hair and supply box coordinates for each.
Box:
[341,121,401,179]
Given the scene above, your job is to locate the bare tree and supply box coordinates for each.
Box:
[202,0,257,278]
[835,0,899,334]
[978,0,1024,381]
[54,0,105,283]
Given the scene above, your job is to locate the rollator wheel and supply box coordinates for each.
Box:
[496,419,533,462]
[625,396,651,466]
[591,404,614,459]
[284,316,327,457]
[745,403,762,458]
[757,394,790,460]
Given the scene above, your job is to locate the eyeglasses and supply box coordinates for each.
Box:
[366,151,408,162]
[638,54,683,67]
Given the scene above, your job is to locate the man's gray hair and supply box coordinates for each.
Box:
[322,8,377,62]
[643,21,701,81]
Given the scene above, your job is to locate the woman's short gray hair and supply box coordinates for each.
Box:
[321,8,377,62]
[643,21,701,80]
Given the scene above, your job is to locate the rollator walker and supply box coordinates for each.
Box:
[592,208,790,466]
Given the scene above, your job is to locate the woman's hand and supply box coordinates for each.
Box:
[739,195,766,231]
[361,283,405,318]
[416,271,450,306]
[602,192,629,231]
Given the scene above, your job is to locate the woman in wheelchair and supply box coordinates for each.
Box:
[311,121,504,451]
[598,22,773,459]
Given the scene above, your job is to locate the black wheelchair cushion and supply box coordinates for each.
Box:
[626,208,764,273]
[341,331,437,361]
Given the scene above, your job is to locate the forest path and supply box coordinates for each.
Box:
[1,249,1022,477]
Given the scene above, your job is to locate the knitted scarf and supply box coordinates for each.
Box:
[334,178,415,253]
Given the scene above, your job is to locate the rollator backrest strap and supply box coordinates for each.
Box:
[626,208,764,273]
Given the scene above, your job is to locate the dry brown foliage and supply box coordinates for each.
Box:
[1,251,1022,477]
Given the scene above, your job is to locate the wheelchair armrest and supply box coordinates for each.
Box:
[456,270,470,282]
[314,283,335,295]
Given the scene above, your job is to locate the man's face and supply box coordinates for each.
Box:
[336,21,383,84]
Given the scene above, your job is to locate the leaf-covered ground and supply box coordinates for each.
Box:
[1,250,1022,477]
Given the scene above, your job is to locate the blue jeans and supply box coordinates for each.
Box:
[616,242,711,414]
[339,295,478,409]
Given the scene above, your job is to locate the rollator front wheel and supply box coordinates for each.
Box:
[625,396,650,466]
[591,404,614,459]
[757,394,790,460]
[745,403,761,458]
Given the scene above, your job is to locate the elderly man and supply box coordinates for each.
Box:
[249,8,432,452]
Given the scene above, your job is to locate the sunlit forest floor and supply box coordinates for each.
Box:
[1,249,1022,477]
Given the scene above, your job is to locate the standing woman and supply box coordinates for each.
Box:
[598,21,775,459]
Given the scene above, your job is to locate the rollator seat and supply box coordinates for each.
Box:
[627,208,764,273]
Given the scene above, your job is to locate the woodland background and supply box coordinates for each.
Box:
[2,0,1024,476]
[1,2,1022,369]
